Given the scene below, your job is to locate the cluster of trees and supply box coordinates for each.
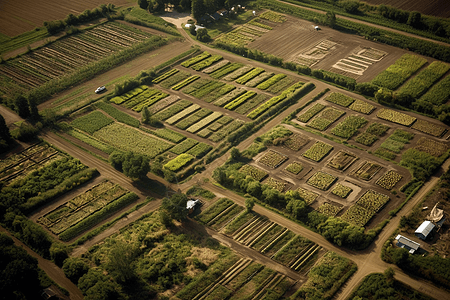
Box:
[139,0,192,13]
[44,4,116,34]
[0,233,43,299]
[0,114,12,153]
[191,0,238,21]
[109,151,150,180]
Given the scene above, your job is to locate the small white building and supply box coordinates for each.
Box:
[415,220,435,240]
[187,199,201,214]
[395,235,420,254]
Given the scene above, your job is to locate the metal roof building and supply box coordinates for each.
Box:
[415,221,435,240]
[395,235,420,254]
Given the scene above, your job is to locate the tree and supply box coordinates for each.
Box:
[407,11,421,28]
[189,24,197,36]
[63,257,90,283]
[191,0,205,21]
[161,193,188,222]
[138,0,149,10]
[50,242,69,267]
[28,97,40,120]
[160,210,173,228]
[141,106,151,124]
[15,96,30,119]
[245,197,255,212]
[286,199,307,219]
[196,28,210,42]
[384,267,395,284]
[109,151,124,170]
[325,11,336,28]
[122,152,150,179]
[0,113,12,146]
[106,241,138,283]
[230,147,241,161]
[246,181,262,198]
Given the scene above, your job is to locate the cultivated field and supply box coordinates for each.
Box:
[0,0,131,37]
[362,0,450,18]
[246,14,406,81]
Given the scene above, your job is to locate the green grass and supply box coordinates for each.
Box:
[71,111,114,134]
[0,27,49,54]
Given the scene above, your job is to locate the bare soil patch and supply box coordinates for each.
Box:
[0,0,132,37]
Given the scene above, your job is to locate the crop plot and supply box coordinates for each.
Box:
[38,181,129,236]
[376,129,414,159]
[307,107,345,131]
[153,100,192,121]
[159,69,190,88]
[297,103,326,123]
[414,137,449,157]
[0,22,155,93]
[261,229,296,257]
[327,151,358,171]
[71,111,114,135]
[273,235,313,264]
[209,119,245,142]
[411,119,447,137]
[376,170,402,190]
[371,53,427,90]
[307,171,337,191]
[202,59,230,74]
[147,95,180,114]
[164,154,194,172]
[356,190,390,212]
[325,92,355,107]
[348,99,375,114]
[295,187,319,205]
[332,47,387,76]
[259,150,288,168]
[331,115,368,139]
[285,162,303,175]
[353,161,382,181]
[196,198,235,225]
[170,138,198,154]
[303,141,333,162]
[239,164,268,181]
[264,177,286,192]
[355,122,389,146]
[93,123,173,158]
[377,109,416,126]
[341,204,374,227]
[331,183,353,198]
[283,133,309,151]
[295,39,337,67]
[317,202,343,217]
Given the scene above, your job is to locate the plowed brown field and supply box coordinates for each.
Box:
[362,0,450,18]
[0,0,132,37]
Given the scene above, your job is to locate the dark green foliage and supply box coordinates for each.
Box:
[15,96,31,118]
[10,122,39,142]
[109,151,150,179]
[63,257,90,284]
[0,233,42,299]
[162,193,189,222]
[49,242,69,267]
[0,113,12,152]
[105,241,139,284]
[245,197,255,211]
[96,102,140,127]
[78,268,124,300]
[138,0,149,9]
[196,28,210,42]
[317,217,365,247]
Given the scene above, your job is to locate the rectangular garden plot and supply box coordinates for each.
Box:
[307,107,345,131]
[297,103,325,123]
[283,133,309,151]
[196,198,234,225]
[331,115,368,139]
[331,183,352,198]
[317,202,343,217]
[376,170,402,190]
[250,223,284,251]
[285,162,303,175]
[71,111,114,135]
[327,151,358,171]
[414,137,449,157]
[295,187,320,205]
[325,92,355,107]
[303,141,333,162]
[209,204,245,231]
[307,171,337,191]
[349,99,375,114]
[412,119,447,138]
[223,210,258,235]
[259,150,288,168]
[263,177,286,192]
[272,235,314,266]
[239,165,268,181]
[260,229,296,257]
[356,190,390,212]
[377,108,416,127]
[353,161,382,181]
[340,205,375,227]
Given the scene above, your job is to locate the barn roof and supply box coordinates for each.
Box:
[415,221,435,238]
[395,235,420,253]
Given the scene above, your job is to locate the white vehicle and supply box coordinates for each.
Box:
[95,86,106,94]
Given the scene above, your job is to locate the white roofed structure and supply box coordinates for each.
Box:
[415,221,435,240]
[395,235,420,254]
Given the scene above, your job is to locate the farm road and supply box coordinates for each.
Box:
[277,0,450,47]
[0,226,84,300]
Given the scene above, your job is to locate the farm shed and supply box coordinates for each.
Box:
[395,235,420,254]
[415,221,436,240]
[187,199,201,214]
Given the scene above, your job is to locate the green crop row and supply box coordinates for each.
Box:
[214,88,247,107]
[132,91,169,112]
[235,67,265,85]
[182,78,211,94]
[224,91,256,110]
[175,108,212,130]
[110,85,148,104]
[256,73,286,90]
[96,102,140,127]
[190,81,225,99]
[325,92,355,107]
[71,111,114,135]
[124,88,160,108]
[67,128,115,154]
[209,119,245,142]
[398,61,450,98]
[187,112,222,133]
[160,70,191,88]
[234,94,269,115]
[202,60,229,74]
[165,104,200,125]
[186,143,213,158]
[171,75,200,90]
[419,74,450,106]
[152,68,179,84]
[371,54,427,90]
[191,55,223,71]
[247,82,306,119]
[170,138,198,154]
[153,100,192,121]
[210,62,244,79]
[245,72,274,87]
[164,153,194,172]
[202,84,236,103]
[181,51,211,67]
[149,128,186,143]
[297,103,326,123]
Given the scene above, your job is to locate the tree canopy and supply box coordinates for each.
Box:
[161,193,189,222]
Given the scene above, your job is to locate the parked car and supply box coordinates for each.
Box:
[95,86,106,94]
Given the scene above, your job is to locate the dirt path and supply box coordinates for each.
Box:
[277,0,450,47]
[0,226,84,300]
